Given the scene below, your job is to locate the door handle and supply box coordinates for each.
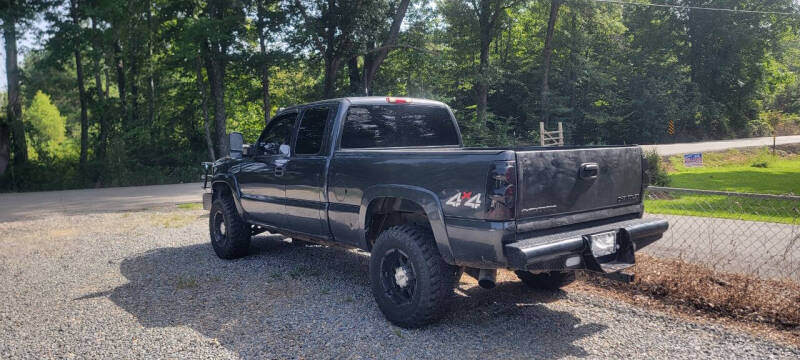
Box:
[274,159,288,177]
[579,163,599,180]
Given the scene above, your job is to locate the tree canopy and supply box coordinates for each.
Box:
[2,0,800,191]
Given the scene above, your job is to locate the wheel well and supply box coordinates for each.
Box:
[365,197,430,250]
[212,182,232,201]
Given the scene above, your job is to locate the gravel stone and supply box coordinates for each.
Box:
[0,207,798,359]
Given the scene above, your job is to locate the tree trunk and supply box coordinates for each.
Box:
[203,40,228,157]
[362,0,411,95]
[75,48,89,168]
[476,0,492,127]
[114,39,127,128]
[195,56,216,161]
[323,55,341,99]
[147,2,156,125]
[3,19,27,166]
[93,19,108,169]
[255,3,271,124]
[256,20,271,123]
[541,0,561,124]
[129,40,140,126]
[0,123,9,175]
[348,56,361,95]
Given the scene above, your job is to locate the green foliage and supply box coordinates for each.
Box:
[643,150,671,186]
[25,91,67,160]
[3,0,800,191]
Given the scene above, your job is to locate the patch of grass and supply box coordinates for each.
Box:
[391,327,403,338]
[343,296,354,303]
[288,265,321,279]
[581,255,800,331]
[645,195,800,225]
[156,214,196,228]
[175,275,199,289]
[645,147,800,224]
[666,147,800,195]
[269,272,283,280]
[176,202,202,210]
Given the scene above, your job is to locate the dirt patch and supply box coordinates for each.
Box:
[568,255,800,346]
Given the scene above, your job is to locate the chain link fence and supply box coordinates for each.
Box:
[642,186,800,282]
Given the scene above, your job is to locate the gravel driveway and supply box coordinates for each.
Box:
[1,207,798,359]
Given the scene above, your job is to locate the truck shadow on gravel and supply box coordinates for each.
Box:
[105,235,606,358]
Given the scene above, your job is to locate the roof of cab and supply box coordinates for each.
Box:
[275,96,448,115]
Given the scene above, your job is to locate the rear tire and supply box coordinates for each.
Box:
[514,270,576,290]
[369,225,460,328]
[209,196,251,259]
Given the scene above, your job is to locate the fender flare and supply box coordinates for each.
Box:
[359,184,455,264]
[211,175,245,216]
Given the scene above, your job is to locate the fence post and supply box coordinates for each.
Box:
[539,122,545,146]
[557,122,564,145]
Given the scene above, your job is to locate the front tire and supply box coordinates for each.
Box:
[209,196,251,259]
[369,225,461,328]
[514,270,576,290]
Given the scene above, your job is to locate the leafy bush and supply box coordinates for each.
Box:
[643,149,671,186]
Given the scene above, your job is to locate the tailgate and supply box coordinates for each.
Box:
[515,146,643,220]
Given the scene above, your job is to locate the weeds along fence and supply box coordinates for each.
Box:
[643,186,800,282]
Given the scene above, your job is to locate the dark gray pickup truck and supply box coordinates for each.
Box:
[202,96,668,328]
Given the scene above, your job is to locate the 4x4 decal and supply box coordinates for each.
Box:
[445,192,482,209]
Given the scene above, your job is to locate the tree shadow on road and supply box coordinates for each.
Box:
[100,235,606,358]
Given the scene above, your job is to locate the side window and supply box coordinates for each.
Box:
[295,107,331,155]
[259,114,296,154]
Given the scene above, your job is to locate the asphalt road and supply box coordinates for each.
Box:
[640,135,800,155]
[1,207,797,358]
[0,182,203,222]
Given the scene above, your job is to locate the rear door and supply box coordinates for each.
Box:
[515,146,643,222]
[283,106,335,238]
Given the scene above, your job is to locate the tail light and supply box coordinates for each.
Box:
[486,161,516,220]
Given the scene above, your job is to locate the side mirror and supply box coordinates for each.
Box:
[242,144,252,156]
[229,132,244,159]
[279,144,291,157]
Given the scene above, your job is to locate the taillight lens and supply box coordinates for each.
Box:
[487,161,516,220]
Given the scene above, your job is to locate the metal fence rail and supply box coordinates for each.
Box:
[643,186,800,282]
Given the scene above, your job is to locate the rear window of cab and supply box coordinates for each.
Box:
[341,104,460,149]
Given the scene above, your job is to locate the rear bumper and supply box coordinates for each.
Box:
[504,218,668,272]
[443,216,668,272]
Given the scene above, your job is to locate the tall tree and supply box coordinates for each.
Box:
[468,0,519,126]
[540,0,561,124]
[292,0,367,98]
[1,0,37,166]
[69,0,89,167]
[361,0,412,95]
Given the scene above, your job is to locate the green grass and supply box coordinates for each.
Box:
[666,148,800,195]
[645,195,799,225]
[176,202,202,210]
[645,147,800,224]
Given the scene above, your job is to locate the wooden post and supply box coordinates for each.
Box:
[540,122,545,146]
[557,122,564,145]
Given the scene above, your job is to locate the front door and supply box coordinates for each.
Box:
[238,112,298,228]
[283,106,335,238]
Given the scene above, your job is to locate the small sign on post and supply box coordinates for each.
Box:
[683,153,703,168]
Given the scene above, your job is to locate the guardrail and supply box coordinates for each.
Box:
[644,187,799,282]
